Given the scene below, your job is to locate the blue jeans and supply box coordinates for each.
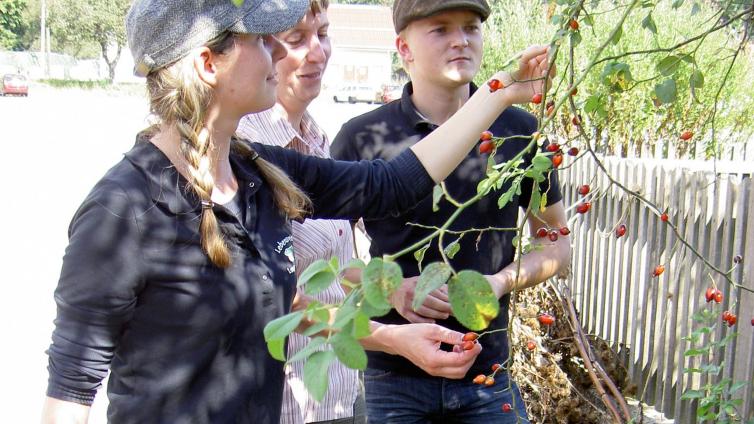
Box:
[364,369,530,424]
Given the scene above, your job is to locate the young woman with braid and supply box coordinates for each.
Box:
[41,0,552,423]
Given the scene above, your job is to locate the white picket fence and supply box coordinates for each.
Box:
[561,154,754,422]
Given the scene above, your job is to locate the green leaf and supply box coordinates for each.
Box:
[362,258,403,310]
[610,25,623,45]
[600,62,633,92]
[298,259,337,295]
[447,270,500,331]
[570,30,582,46]
[477,171,500,196]
[654,79,677,104]
[671,0,685,8]
[681,389,706,400]
[684,347,709,356]
[498,185,518,209]
[264,311,305,341]
[432,184,443,212]
[691,1,700,15]
[302,322,329,337]
[287,336,327,363]
[346,258,366,270]
[352,311,372,339]
[304,350,336,402]
[532,155,553,171]
[414,243,430,272]
[413,262,452,311]
[729,381,748,394]
[360,297,392,318]
[656,56,681,76]
[641,13,657,34]
[690,69,704,89]
[231,0,244,5]
[267,338,285,361]
[333,302,359,329]
[444,237,462,259]
[331,332,368,370]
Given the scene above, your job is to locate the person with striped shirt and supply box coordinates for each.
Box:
[237,3,366,423]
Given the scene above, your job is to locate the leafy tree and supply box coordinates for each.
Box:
[0,0,28,50]
[48,0,130,82]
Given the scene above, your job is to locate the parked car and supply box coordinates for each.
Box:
[379,84,403,103]
[1,74,29,96]
[333,85,377,104]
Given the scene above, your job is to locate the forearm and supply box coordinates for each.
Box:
[410,71,513,182]
[488,236,571,296]
[358,321,399,354]
[41,397,91,424]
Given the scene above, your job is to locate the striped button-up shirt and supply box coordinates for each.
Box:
[237,104,358,424]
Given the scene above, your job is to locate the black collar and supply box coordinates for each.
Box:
[399,81,479,131]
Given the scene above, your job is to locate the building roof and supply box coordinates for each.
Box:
[328,4,396,51]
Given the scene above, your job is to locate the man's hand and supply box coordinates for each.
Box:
[389,277,452,323]
[379,323,482,379]
[501,45,555,105]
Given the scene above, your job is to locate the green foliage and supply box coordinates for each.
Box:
[0,0,27,50]
[49,0,130,81]
[447,270,499,331]
[681,305,747,423]
[478,0,754,158]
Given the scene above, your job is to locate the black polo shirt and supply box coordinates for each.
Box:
[46,138,434,424]
[331,82,562,378]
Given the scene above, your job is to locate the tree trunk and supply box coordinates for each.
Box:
[100,41,122,83]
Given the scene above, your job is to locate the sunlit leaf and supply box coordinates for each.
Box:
[641,13,657,34]
[331,332,367,370]
[444,237,462,259]
[298,259,337,295]
[413,262,452,311]
[264,310,304,341]
[362,258,403,310]
[432,184,443,212]
[304,351,335,401]
[414,243,430,272]
[447,270,499,331]
[656,56,681,76]
[654,78,677,104]
[287,336,327,363]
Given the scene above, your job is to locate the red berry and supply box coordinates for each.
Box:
[714,291,724,304]
[552,153,563,168]
[546,143,560,152]
[559,226,570,236]
[484,376,495,386]
[661,212,669,222]
[479,140,494,155]
[733,255,743,264]
[473,374,486,385]
[569,19,579,30]
[480,130,493,141]
[727,314,737,327]
[548,230,559,242]
[652,264,665,277]
[488,78,503,92]
[491,363,501,372]
[502,403,512,413]
[571,115,582,126]
[567,147,579,156]
[462,332,479,342]
[538,313,555,326]
[680,131,694,141]
[578,184,590,195]
[526,340,536,351]
[536,227,548,238]
[570,87,578,96]
[576,202,591,214]
[531,93,543,104]
[722,310,732,322]
[462,340,476,351]
[705,287,715,303]
[616,224,627,238]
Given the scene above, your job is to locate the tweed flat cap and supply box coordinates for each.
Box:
[126,0,309,76]
[392,0,490,33]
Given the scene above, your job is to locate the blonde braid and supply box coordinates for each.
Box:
[146,33,237,267]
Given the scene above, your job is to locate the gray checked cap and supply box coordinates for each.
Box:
[126,0,310,77]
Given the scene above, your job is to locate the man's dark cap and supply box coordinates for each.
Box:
[392,0,491,33]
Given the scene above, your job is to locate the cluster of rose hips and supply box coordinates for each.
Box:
[478,130,495,155]
[536,226,569,242]
[722,310,738,327]
[575,184,591,214]
[704,287,723,304]
[544,141,578,168]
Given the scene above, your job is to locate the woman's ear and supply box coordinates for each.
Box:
[193,46,219,87]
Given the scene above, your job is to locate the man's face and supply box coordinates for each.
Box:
[398,9,483,88]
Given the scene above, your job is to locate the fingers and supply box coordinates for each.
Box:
[518,44,549,67]
[424,342,482,379]
[401,310,436,324]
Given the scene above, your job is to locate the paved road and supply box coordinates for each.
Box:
[0,85,377,423]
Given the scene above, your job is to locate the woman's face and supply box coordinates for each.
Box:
[214,33,288,118]
[275,10,331,112]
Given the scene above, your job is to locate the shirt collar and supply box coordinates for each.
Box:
[125,136,263,215]
[399,81,479,131]
[237,103,328,155]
